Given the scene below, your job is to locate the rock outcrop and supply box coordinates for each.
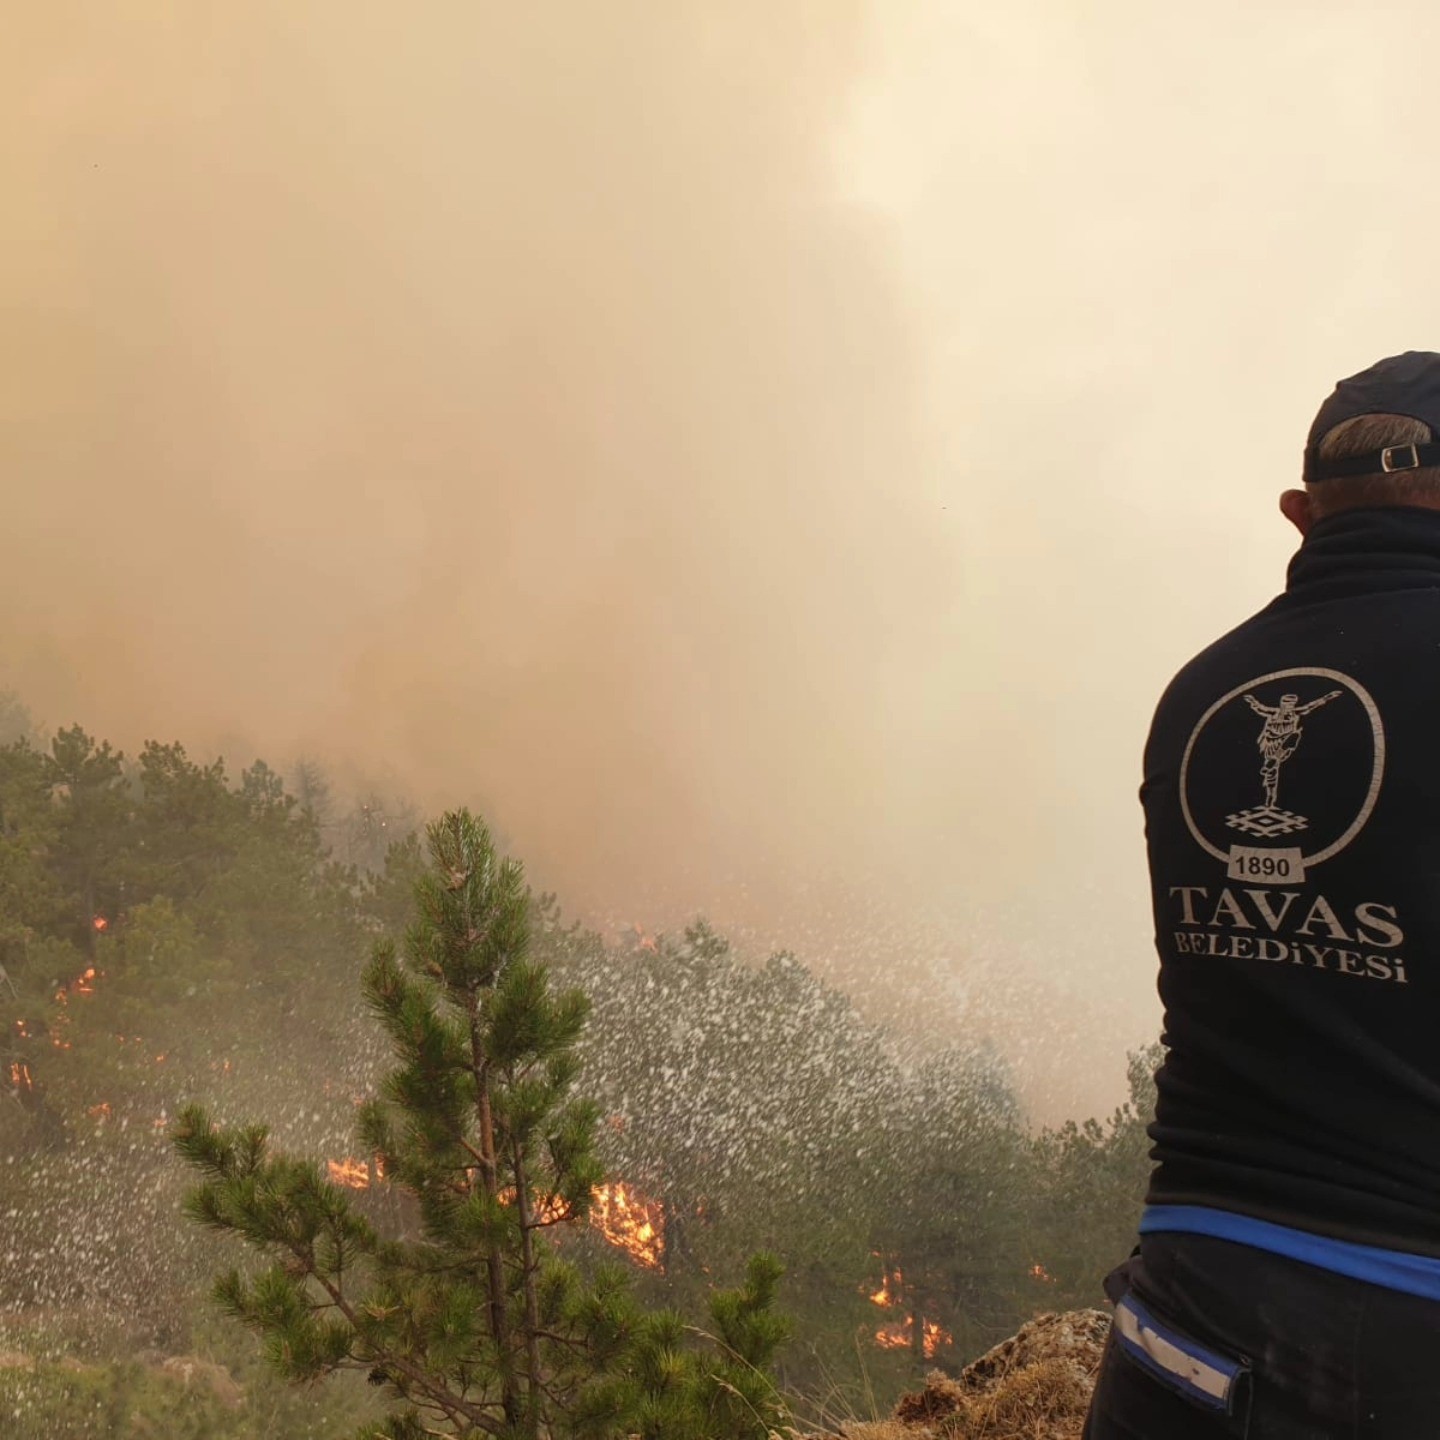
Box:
[810,1308,1110,1440]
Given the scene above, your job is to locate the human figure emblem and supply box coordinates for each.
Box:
[1224,689,1342,838]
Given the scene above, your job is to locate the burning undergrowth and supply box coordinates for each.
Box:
[869,1261,954,1359]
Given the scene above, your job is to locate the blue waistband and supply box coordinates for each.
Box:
[1141,1205,1440,1302]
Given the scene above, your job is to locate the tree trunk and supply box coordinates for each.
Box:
[511,1138,543,1437]
[84,876,96,960]
[471,1009,520,1431]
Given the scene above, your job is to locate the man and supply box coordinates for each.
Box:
[1085,351,1440,1439]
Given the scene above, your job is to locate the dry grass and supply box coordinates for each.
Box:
[935,1354,1095,1439]
[796,1310,1108,1440]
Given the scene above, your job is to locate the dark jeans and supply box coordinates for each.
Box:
[1084,1233,1440,1439]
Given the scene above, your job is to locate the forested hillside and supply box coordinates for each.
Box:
[0,705,1153,1434]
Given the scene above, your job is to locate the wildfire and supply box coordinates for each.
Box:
[867,1261,953,1359]
[87,1102,112,1120]
[868,1258,905,1310]
[321,1155,670,1269]
[505,1188,572,1225]
[8,1062,33,1093]
[1029,1262,1057,1283]
[327,1156,385,1189]
[873,1316,950,1360]
[589,1181,664,1270]
[55,966,100,1005]
[92,915,109,932]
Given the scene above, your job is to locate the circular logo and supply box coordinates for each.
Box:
[1179,667,1385,875]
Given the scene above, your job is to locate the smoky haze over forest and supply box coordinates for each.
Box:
[6,1,1439,1118]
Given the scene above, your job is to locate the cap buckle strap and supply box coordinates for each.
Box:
[1382,444,1420,472]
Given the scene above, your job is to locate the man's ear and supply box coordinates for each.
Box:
[1280,489,1313,537]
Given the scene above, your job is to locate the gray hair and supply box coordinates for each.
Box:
[1309,412,1440,518]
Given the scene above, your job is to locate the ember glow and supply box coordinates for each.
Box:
[91,915,109,932]
[8,1061,33,1093]
[1029,1262,1057,1283]
[55,966,100,1004]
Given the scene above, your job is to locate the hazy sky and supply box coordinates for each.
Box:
[5,2,1436,1118]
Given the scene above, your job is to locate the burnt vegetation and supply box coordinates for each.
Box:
[0,702,1154,1436]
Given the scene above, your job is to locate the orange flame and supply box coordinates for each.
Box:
[8,1062,32,1093]
[322,1159,667,1267]
[1029,1262,1057,1283]
[589,1182,664,1270]
[92,916,108,932]
[510,1188,571,1225]
[869,1265,902,1308]
[868,1261,952,1357]
[327,1156,384,1189]
[55,966,100,1005]
[920,1320,951,1358]
[873,1317,951,1358]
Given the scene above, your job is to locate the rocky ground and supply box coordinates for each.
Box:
[804,1309,1110,1440]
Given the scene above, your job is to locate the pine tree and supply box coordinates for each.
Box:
[175,808,791,1439]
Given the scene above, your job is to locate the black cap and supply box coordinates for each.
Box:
[1304,351,1440,483]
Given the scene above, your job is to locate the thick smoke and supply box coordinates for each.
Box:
[10,2,1435,1117]
[2,3,934,910]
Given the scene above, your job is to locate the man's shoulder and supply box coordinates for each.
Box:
[1149,585,1440,753]
[1148,605,1282,728]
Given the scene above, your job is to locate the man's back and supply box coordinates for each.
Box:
[1085,352,1440,1438]
[1143,504,1440,1255]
